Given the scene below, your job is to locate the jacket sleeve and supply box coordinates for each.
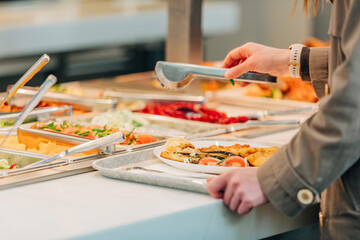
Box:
[258,2,360,216]
[309,47,329,98]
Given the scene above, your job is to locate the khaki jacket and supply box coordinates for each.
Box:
[258,0,360,239]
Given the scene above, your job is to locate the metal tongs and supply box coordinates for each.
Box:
[0,54,50,108]
[0,75,57,147]
[24,131,125,169]
[155,61,277,90]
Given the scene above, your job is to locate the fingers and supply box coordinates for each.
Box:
[229,191,242,211]
[222,45,251,69]
[206,175,227,199]
[224,58,256,79]
[237,199,253,215]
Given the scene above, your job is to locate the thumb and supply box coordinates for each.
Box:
[224,58,256,79]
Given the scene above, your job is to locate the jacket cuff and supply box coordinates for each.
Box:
[309,47,329,98]
[257,146,319,217]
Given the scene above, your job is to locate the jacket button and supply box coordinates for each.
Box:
[297,189,314,205]
[319,212,324,228]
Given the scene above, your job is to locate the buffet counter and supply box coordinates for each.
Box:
[0,127,319,240]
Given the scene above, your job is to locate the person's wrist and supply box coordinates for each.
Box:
[277,49,291,76]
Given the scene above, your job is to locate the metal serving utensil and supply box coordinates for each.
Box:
[155,61,277,90]
[0,54,50,108]
[24,131,125,169]
[0,75,57,148]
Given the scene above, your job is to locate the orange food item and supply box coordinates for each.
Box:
[30,122,156,146]
[219,156,248,167]
[198,157,220,166]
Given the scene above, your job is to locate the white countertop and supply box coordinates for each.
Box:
[0,126,318,240]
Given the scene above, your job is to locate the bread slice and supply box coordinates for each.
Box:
[160,151,189,162]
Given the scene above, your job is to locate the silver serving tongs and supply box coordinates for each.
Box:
[0,75,57,148]
[0,54,50,108]
[24,131,125,169]
[155,61,277,90]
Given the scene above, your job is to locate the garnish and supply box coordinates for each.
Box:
[125,128,135,138]
[78,131,90,137]
[75,130,80,134]
[226,162,231,167]
[132,120,143,127]
[216,158,227,165]
[229,79,235,86]
[60,121,71,129]
[36,122,61,132]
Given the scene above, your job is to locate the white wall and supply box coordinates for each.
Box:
[204,0,315,61]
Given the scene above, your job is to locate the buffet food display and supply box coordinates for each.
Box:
[0,62,313,190]
[138,102,249,124]
[159,137,279,167]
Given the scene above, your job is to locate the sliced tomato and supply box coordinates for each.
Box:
[199,157,220,166]
[9,164,19,169]
[219,156,248,167]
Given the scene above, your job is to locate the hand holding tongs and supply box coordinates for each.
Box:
[0,54,50,108]
[24,131,125,169]
[0,75,57,147]
[155,61,277,90]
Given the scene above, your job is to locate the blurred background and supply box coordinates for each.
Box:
[0,0,331,92]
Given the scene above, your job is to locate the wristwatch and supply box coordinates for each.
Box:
[288,43,306,78]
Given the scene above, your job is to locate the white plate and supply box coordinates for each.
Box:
[153,139,269,174]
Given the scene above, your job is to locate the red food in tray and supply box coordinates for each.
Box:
[137,102,248,124]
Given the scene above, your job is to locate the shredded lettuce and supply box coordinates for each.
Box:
[91,109,148,129]
[0,159,11,169]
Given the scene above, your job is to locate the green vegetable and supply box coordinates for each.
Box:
[229,79,235,86]
[51,84,67,93]
[36,122,61,132]
[216,158,227,165]
[125,128,135,138]
[132,120,143,128]
[0,159,11,169]
[78,131,90,137]
[226,162,231,167]
[271,88,283,99]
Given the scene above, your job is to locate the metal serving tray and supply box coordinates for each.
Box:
[0,148,48,173]
[56,112,225,136]
[102,90,206,104]
[92,137,280,194]
[9,87,117,111]
[0,106,73,132]
[17,122,168,152]
[93,147,208,194]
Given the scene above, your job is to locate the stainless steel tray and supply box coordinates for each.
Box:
[56,112,226,137]
[92,147,208,194]
[17,122,168,151]
[0,106,73,131]
[102,90,206,104]
[9,87,117,111]
[0,148,48,173]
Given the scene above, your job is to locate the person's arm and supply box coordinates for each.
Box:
[258,5,360,216]
[300,47,329,98]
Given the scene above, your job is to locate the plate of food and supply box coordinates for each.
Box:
[153,138,279,174]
